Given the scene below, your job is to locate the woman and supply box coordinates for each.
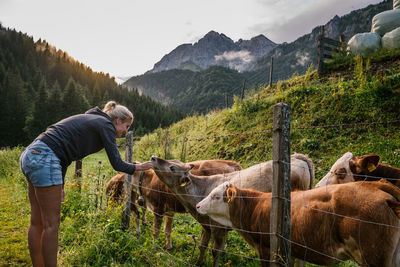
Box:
[20,101,152,267]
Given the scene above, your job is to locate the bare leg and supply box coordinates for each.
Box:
[27,182,44,267]
[33,184,62,267]
[164,213,174,249]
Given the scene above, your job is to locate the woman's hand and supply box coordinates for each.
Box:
[135,161,153,171]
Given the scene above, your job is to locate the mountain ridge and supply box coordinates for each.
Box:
[149,30,277,73]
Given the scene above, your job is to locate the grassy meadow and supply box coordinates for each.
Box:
[1,49,399,266]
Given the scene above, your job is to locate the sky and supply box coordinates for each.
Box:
[0,0,383,80]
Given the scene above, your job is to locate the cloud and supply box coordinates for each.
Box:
[249,0,382,43]
[295,51,310,66]
[215,50,253,62]
[215,50,255,72]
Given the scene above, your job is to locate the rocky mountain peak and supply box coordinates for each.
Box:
[149,31,277,73]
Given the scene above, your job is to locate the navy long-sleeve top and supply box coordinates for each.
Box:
[37,107,135,181]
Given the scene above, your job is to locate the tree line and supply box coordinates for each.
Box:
[0,24,183,148]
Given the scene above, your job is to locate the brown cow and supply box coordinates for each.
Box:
[316,152,400,187]
[106,159,241,250]
[197,180,400,267]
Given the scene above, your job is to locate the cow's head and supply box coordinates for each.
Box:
[150,156,194,190]
[316,152,380,187]
[196,182,233,227]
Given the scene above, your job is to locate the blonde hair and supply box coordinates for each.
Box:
[103,101,133,122]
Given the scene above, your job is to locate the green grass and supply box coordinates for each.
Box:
[0,148,30,266]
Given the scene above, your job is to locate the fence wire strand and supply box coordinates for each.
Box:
[72,117,400,265]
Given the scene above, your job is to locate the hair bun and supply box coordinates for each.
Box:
[104,101,117,111]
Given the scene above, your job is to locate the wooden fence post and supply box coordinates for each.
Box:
[75,159,82,192]
[122,131,133,230]
[339,34,346,51]
[180,130,188,162]
[270,103,291,266]
[269,57,274,87]
[164,130,169,159]
[95,161,102,209]
[225,93,229,108]
[241,79,246,100]
[317,26,325,75]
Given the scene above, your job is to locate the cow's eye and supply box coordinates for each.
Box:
[215,196,220,200]
[170,166,175,172]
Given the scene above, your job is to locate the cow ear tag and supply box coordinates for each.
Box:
[226,188,234,203]
[180,178,189,187]
[367,163,377,172]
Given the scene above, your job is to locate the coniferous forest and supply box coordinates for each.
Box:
[0,24,184,148]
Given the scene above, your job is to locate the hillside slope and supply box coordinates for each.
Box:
[132,50,400,178]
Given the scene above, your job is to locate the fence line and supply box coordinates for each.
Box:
[72,104,400,266]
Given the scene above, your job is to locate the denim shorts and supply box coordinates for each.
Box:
[20,140,63,187]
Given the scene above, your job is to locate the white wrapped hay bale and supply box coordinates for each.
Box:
[394,0,400,9]
[382,27,400,49]
[371,9,400,36]
[347,33,381,55]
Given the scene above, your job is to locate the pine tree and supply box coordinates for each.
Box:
[47,80,64,124]
[0,71,28,146]
[62,77,90,117]
[91,81,103,107]
[24,79,50,140]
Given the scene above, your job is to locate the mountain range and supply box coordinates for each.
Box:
[148,31,277,73]
[124,0,393,114]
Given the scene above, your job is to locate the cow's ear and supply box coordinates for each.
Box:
[226,186,236,203]
[360,154,380,173]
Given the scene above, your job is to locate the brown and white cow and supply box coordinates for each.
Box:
[197,180,400,267]
[151,153,314,267]
[316,152,400,188]
[106,159,241,249]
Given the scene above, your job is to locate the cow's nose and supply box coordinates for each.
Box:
[151,155,156,161]
[196,205,200,210]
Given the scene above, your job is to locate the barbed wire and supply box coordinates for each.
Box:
[70,116,400,266]
[292,119,400,130]
[277,233,346,263]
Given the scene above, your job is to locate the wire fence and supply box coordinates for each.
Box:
[71,111,400,266]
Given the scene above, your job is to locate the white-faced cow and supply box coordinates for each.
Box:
[197,180,400,267]
[151,153,314,267]
[316,152,400,188]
